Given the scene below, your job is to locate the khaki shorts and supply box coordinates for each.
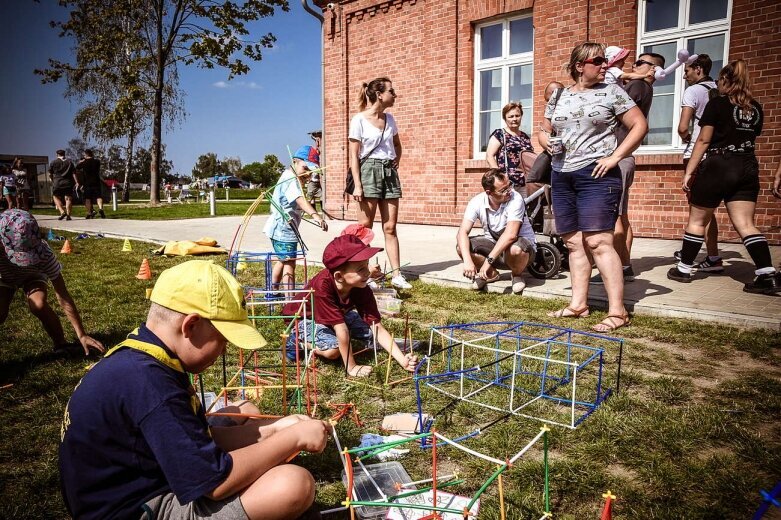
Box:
[140,492,248,520]
[468,235,535,269]
[360,158,402,199]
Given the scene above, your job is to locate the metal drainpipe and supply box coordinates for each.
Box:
[302,0,327,212]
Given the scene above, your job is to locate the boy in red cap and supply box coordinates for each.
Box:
[282,234,417,377]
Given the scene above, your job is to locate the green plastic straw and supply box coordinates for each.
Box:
[346,431,431,456]
[468,463,508,510]
[347,500,463,515]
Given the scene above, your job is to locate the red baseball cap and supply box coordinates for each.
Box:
[322,235,383,270]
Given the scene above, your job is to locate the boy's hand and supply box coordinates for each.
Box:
[370,264,383,280]
[293,420,331,453]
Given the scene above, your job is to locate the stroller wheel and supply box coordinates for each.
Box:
[528,241,562,279]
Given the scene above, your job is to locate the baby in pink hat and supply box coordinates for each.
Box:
[605,46,656,85]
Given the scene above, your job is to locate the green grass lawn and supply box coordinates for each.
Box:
[1,234,779,519]
[31,199,269,220]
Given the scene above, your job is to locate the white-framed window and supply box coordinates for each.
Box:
[473,14,534,158]
[637,0,731,152]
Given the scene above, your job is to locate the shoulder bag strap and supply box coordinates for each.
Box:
[359,115,388,166]
[484,207,504,241]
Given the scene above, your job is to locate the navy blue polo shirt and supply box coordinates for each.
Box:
[59,324,233,520]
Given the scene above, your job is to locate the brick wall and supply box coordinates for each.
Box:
[319,0,781,243]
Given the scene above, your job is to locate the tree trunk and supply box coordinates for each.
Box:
[122,130,135,203]
[149,0,164,204]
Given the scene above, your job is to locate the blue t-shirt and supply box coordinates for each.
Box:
[59,325,233,520]
[263,168,304,243]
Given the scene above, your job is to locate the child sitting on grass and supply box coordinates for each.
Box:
[59,260,330,520]
[263,145,329,294]
[282,234,418,377]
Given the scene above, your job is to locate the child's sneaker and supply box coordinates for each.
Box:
[391,275,412,290]
[99,209,106,218]
[694,257,724,273]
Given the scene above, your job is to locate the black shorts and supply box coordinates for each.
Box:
[53,186,74,198]
[689,154,760,209]
[82,186,103,201]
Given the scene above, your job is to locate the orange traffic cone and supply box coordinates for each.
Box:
[60,240,73,254]
[600,490,616,520]
[136,258,152,280]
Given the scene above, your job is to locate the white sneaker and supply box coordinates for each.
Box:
[471,277,487,291]
[391,275,412,290]
[511,275,526,295]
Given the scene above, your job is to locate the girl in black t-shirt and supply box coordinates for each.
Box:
[668,59,781,294]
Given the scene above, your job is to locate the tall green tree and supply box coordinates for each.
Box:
[39,0,289,203]
[192,152,220,178]
[238,154,283,187]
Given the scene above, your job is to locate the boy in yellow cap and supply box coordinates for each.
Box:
[59,260,330,520]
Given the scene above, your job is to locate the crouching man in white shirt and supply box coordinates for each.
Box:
[456,169,537,294]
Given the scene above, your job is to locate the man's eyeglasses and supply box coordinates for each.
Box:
[493,186,513,196]
[582,56,608,66]
[634,59,656,68]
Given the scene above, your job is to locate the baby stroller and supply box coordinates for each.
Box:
[524,183,568,279]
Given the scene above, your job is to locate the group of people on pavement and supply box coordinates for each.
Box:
[47,148,106,220]
[0,158,33,211]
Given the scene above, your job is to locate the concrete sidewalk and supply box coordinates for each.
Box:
[35,213,781,331]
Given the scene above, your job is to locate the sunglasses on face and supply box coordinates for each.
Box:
[493,186,512,196]
[582,56,608,66]
[386,88,396,95]
[634,59,655,68]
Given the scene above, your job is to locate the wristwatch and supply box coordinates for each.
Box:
[486,256,496,266]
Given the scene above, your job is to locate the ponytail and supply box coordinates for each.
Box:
[357,77,391,110]
[719,59,754,115]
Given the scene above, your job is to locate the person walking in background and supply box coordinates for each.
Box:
[669,60,781,294]
[1,165,16,210]
[485,102,535,194]
[677,54,723,272]
[48,149,78,220]
[12,158,31,211]
[76,149,106,219]
[538,42,647,332]
[348,77,411,290]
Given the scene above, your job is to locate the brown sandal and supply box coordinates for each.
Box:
[347,365,373,378]
[547,306,590,318]
[591,314,631,333]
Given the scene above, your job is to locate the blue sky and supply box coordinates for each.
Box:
[0,1,323,176]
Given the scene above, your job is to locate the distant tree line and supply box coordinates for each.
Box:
[192,153,284,187]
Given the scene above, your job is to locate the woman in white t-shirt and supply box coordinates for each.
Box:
[348,77,410,289]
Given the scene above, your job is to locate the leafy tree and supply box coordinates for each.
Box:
[238,154,283,187]
[42,0,288,203]
[221,156,242,176]
[37,0,185,202]
[192,153,220,179]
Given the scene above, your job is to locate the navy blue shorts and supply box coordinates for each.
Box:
[551,163,621,235]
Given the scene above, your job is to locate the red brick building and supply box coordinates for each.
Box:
[315,0,780,243]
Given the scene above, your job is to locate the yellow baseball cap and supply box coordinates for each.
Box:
[150,260,266,349]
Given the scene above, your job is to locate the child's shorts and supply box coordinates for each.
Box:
[142,491,248,519]
[271,239,299,261]
[3,187,17,197]
[285,310,374,361]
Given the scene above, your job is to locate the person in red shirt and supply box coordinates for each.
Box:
[283,235,417,377]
